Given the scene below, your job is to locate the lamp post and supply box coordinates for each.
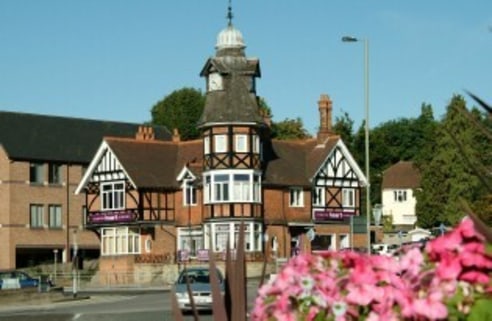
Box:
[342,36,371,253]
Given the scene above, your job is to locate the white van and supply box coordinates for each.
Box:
[371,243,399,256]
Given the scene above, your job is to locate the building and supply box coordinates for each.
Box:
[76,14,370,274]
[0,111,171,269]
[381,160,421,230]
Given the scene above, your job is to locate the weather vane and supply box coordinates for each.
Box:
[227,0,233,26]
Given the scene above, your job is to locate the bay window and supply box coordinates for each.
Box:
[203,170,261,203]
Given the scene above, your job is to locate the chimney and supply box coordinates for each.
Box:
[317,94,333,144]
[172,128,181,142]
[135,125,155,141]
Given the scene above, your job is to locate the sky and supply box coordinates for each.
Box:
[1,1,491,135]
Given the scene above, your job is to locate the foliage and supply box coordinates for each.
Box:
[271,117,311,140]
[416,95,488,228]
[251,217,492,321]
[150,87,205,141]
[332,111,354,148]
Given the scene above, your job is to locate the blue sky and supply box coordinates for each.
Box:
[1,1,491,135]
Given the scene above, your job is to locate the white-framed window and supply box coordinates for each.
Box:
[342,188,355,207]
[101,227,141,256]
[313,186,325,206]
[101,181,125,211]
[235,135,248,152]
[204,136,210,154]
[289,187,304,207]
[204,221,263,253]
[203,170,262,203]
[48,204,62,229]
[214,135,227,153]
[29,162,44,184]
[394,190,407,202]
[30,204,44,228]
[177,227,203,257]
[183,180,197,206]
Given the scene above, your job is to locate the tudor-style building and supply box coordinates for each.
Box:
[76,15,370,273]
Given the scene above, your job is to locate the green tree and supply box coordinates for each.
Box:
[271,117,310,140]
[150,87,205,141]
[332,111,354,148]
[416,95,483,228]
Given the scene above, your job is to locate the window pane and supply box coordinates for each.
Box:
[215,135,227,153]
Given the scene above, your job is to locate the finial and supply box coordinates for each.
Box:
[227,0,233,26]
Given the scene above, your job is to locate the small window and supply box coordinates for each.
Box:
[29,163,44,184]
[342,188,355,207]
[215,135,227,153]
[30,204,44,228]
[204,136,210,154]
[183,180,197,206]
[235,135,248,153]
[313,187,325,206]
[101,181,125,210]
[394,190,407,202]
[253,135,260,154]
[48,205,62,229]
[48,163,62,184]
[289,188,304,207]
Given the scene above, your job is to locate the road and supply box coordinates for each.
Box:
[0,279,262,321]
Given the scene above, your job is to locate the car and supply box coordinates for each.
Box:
[0,270,40,290]
[174,266,224,311]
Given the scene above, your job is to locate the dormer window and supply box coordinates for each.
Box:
[183,180,197,206]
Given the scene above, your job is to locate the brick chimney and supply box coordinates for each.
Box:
[317,94,333,144]
[135,126,155,141]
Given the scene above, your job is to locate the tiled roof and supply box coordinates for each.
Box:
[102,135,343,189]
[381,161,421,189]
[0,111,171,163]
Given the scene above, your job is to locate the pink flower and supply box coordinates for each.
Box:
[435,252,462,280]
[412,290,448,320]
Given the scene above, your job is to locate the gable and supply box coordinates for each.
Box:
[311,140,367,187]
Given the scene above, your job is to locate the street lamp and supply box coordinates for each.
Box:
[342,35,371,253]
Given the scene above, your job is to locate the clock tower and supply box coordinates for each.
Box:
[197,5,266,229]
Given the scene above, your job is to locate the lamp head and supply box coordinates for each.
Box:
[342,36,358,42]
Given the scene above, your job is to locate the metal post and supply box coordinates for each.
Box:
[53,249,58,285]
[342,36,370,253]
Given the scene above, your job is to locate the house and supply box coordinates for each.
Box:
[76,15,370,275]
[0,111,171,269]
[381,161,421,230]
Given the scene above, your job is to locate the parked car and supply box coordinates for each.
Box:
[0,270,40,290]
[174,266,224,311]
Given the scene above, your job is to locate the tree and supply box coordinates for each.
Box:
[416,95,484,228]
[271,117,310,140]
[150,87,205,141]
[332,111,354,148]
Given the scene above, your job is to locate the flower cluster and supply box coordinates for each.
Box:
[251,217,492,321]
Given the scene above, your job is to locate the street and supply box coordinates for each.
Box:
[0,279,261,321]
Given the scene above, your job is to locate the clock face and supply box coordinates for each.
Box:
[209,73,223,91]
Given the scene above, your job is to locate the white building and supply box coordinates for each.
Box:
[381,161,421,229]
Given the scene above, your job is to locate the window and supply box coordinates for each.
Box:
[48,163,61,184]
[313,186,325,206]
[204,136,210,154]
[178,227,203,256]
[235,135,247,152]
[252,135,260,153]
[183,180,197,206]
[342,188,355,207]
[394,190,407,202]
[101,227,140,256]
[48,205,62,229]
[214,135,227,153]
[233,174,250,201]
[214,174,229,201]
[101,181,125,210]
[30,204,44,228]
[203,171,261,203]
[205,222,262,252]
[29,163,44,184]
[289,188,304,207]
[82,206,87,227]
